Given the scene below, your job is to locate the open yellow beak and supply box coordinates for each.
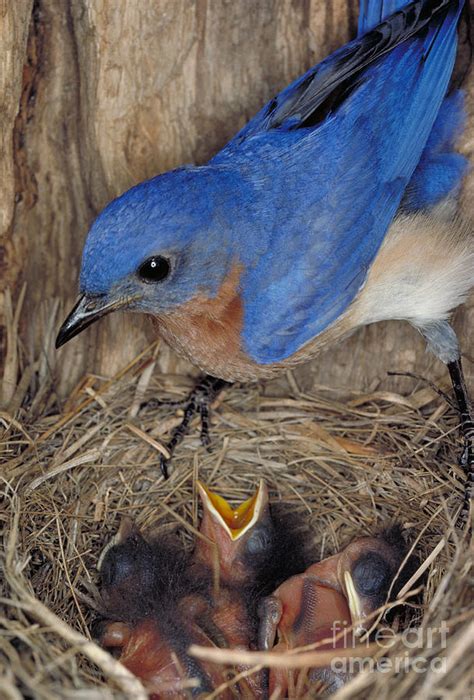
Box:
[197,480,267,541]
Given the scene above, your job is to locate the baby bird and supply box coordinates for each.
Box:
[96,519,207,698]
[96,481,301,697]
[258,527,408,697]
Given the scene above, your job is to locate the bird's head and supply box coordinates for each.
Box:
[56,165,250,348]
[311,529,406,636]
[259,527,408,661]
[97,519,157,618]
[194,480,275,584]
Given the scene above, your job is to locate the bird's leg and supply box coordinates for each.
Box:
[140,375,230,478]
[447,358,473,524]
[417,322,472,525]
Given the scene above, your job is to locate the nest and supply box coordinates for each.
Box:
[1,339,472,699]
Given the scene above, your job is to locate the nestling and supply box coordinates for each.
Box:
[258,526,410,697]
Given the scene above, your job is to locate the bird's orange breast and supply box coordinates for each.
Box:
[153,264,260,381]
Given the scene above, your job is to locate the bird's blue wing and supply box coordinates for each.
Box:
[234,0,464,365]
[358,0,468,211]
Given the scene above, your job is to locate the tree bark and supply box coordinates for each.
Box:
[1,0,472,403]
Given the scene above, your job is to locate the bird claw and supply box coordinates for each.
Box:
[141,375,230,478]
[159,453,170,480]
[455,436,473,529]
[139,397,185,411]
[459,439,471,472]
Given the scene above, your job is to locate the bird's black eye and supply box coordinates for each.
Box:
[352,552,391,597]
[245,524,273,555]
[138,256,171,283]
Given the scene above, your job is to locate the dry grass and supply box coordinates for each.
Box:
[1,334,473,699]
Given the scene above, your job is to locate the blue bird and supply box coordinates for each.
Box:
[57,0,473,507]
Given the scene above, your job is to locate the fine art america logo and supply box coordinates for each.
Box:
[328,621,449,675]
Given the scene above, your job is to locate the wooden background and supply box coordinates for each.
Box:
[1,0,472,404]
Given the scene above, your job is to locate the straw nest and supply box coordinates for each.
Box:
[1,337,472,699]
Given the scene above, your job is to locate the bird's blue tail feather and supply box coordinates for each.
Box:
[402,91,469,210]
[358,0,408,35]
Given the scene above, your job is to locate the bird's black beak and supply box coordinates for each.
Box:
[55,294,124,348]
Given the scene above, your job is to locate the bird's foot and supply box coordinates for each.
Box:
[456,434,473,529]
[140,375,230,478]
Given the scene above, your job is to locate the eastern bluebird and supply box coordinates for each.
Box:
[57,0,473,506]
[258,525,410,696]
